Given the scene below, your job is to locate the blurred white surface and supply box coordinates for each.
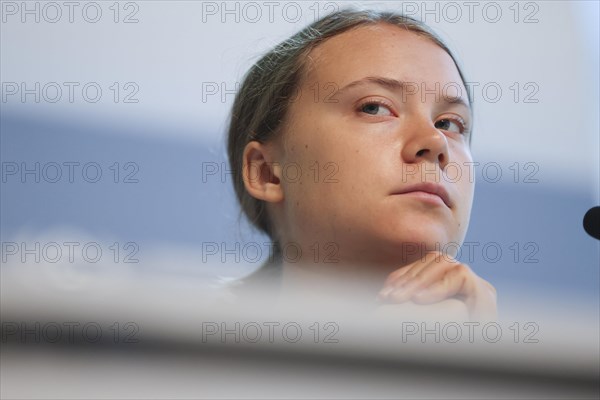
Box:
[1,261,599,399]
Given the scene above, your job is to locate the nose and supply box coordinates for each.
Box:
[400,121,450,170]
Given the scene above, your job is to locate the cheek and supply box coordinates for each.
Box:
[278,141,380,228]
[278,115,370,193]
[449,149,475,229]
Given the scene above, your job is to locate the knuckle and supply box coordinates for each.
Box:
[481,279,497,294]
[388,265,411,280]
[441,274,452,288]
[409,270,422,280]
[453,262,472,276]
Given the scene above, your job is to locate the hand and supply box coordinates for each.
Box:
[377,252,497,321]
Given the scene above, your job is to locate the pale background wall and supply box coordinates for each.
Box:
[1,1,598,310]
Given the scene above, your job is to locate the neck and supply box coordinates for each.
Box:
[269,232,434,304]
[279,257,405,304]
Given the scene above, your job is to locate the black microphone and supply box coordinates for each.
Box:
[583,206,600,240]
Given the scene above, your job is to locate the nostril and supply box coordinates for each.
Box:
[438,153,445,163]
[416,149,426,157]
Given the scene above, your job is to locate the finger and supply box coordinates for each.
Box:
[385,262,470,304]
[410,268,466,305]
[379,268,433,301]
[379,255,454,302]
[382,253,433,286]
[479,277,497,296]
[382,264,414,287]
[410,267,497,321]
[393,253,456,291]
[384,251,446,287]
[468,278,498,321]
[381,285,414,303]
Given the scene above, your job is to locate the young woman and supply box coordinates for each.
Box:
[227,9,496,320]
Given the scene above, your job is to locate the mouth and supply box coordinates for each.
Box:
[390,182,452,208]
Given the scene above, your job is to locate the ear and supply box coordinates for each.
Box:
[242,141,284,203]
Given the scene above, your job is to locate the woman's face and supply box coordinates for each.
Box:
[270,23,474,268]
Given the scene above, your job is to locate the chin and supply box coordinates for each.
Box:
[377,223,459,263]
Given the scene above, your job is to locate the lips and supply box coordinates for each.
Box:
[391,182,452,208]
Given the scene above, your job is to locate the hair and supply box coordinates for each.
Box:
[227,8,472,267]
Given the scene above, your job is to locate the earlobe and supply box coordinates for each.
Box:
[242,141,284,203]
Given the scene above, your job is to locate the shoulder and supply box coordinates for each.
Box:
[217,263,283,305]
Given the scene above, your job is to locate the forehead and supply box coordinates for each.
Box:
[302,23,463,89]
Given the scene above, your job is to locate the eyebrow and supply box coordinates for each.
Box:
[336,76,472,113]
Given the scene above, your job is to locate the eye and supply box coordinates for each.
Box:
[435,116,467,134]
[357,100,395,117]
